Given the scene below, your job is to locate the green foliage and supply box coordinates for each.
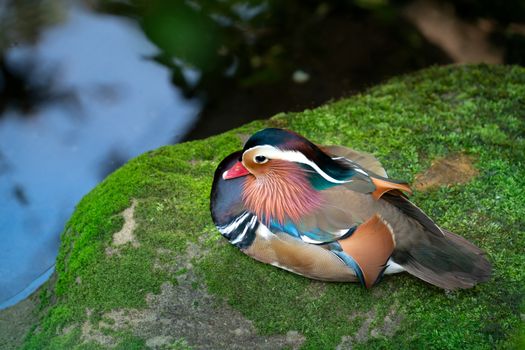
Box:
[22,65,525,349]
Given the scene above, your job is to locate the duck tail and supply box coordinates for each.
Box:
[392,229,492,290]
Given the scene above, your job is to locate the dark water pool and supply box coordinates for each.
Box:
[0,4,200,308]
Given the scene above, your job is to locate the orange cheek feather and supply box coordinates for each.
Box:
[242,160,322,225]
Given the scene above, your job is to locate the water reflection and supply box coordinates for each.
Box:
[0,4,199,308]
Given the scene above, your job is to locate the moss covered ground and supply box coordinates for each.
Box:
[10,64,525,349]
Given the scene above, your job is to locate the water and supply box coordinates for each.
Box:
[0,4,200,309]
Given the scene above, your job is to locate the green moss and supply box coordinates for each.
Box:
[168,338,193,350]
[21,65,524,349]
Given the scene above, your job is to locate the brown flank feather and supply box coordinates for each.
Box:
[338,214,396,288]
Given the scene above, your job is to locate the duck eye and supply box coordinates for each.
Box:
[254,155,268,164]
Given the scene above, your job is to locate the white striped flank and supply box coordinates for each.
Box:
[217,212,251,235]
[230,215,257,245]
[243,145,358,184]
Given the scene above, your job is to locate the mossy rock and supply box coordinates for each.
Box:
[6,64,525,349]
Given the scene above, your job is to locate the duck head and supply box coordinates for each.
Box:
[219,128,368,225]
[223,128,345,182]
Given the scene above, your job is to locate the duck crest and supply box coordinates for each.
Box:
[244,128,353,183]
[242,160,322,225]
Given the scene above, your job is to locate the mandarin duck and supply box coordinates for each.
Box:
[210,128,491,289]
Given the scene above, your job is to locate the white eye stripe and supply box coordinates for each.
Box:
[244,145,353,184]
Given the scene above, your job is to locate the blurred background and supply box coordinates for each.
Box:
[0,0,523,309]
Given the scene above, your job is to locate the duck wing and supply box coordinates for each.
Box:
[322,145,442,236]
[320,145,388,177]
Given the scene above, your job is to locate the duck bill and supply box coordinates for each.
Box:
[223,161,250,179]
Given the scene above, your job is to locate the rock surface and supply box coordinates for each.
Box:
[2,64,524,349]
